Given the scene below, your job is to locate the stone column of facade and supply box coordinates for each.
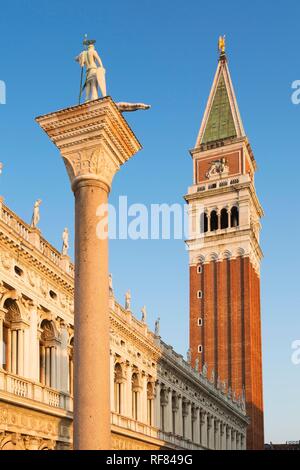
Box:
[60,325,69,393]
[236,432,240,450]
[17,329,24,376]
[226,426,231,450]
[176,394,183,436]
[231,429,236,450]
[6,328,11,372]
[0,310,5,368]
[40,344,45,385]
[50,347,56,388]
[184,400,192,441]
[109,351,115,411]
[200,409,207,448]
[154,381,161,429]
[208,415,215,449]
[165,388,173,433]
[221,422,226,450]
[11,329,17,374]
[141,373,148,424]
[124,363,132,418]
[36,97,141,449]
[241,434,246,450]
[23,326,30,378]
[216,419,221,450]
[193,407,200,444]
[46,347,51,387]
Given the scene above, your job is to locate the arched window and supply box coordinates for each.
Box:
[39,320,57,389]
[2,299,23,375]
[147,382,154,425]
[221,208,229,229]
[231,206,239,227]
[210,210,218,231]
[200,212,208,234]
[68,337,74,395]
[114,363,123,414]
[132,372,139,420]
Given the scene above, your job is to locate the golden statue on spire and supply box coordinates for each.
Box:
[218,35,226,54]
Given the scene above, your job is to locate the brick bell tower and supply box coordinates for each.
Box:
[185,44,264,449]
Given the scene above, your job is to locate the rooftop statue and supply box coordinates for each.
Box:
[31,199,42,228]
[62,227,69,256]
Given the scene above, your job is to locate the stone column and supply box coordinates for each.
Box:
[176,394,183,436]
[50,346,57,389]
[185,402,192,441]
[36,97,141,450]
[124,364,132,418]
[154,381,161,429]
[208,415,215,449]
[200,410,207,448]
[6,328,11,372]
[215,419,220,450]
[141,373,148,424]
[221,422,226,450]
[236,432,240,450]
[17,329,24,376]
[46,347,51,387]
[193,407,200,445]
[23,327,30,378]
[109,351,115,412]
[165,388,173,433]
[231,430,236,450]
[40,345,45,385]
[226,427,231,450]
[0,310,4,369]
[60,325,69,393]
[12,330,17,374]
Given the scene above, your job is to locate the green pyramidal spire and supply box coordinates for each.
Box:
[195,53,245,148]
[201,73,237,144]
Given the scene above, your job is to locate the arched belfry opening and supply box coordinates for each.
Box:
[231,206,239,227]
[221,208,229,229]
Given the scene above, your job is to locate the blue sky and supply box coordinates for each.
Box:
[0,0,299,443]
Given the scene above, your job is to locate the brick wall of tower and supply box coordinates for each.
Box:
[189,256,264,449]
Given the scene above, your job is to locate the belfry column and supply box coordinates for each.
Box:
[36,97,141,450]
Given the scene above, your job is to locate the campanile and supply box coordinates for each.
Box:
[185,46,264,449]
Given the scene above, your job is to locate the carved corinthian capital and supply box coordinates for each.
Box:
[36,97,141,191]
[62,147,119,189]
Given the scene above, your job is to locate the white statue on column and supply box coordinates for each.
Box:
[76,38,106,102]
[31,199,42,228]
[141,305,147,323]
[62,228,69,256]
[125,290,131,310]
